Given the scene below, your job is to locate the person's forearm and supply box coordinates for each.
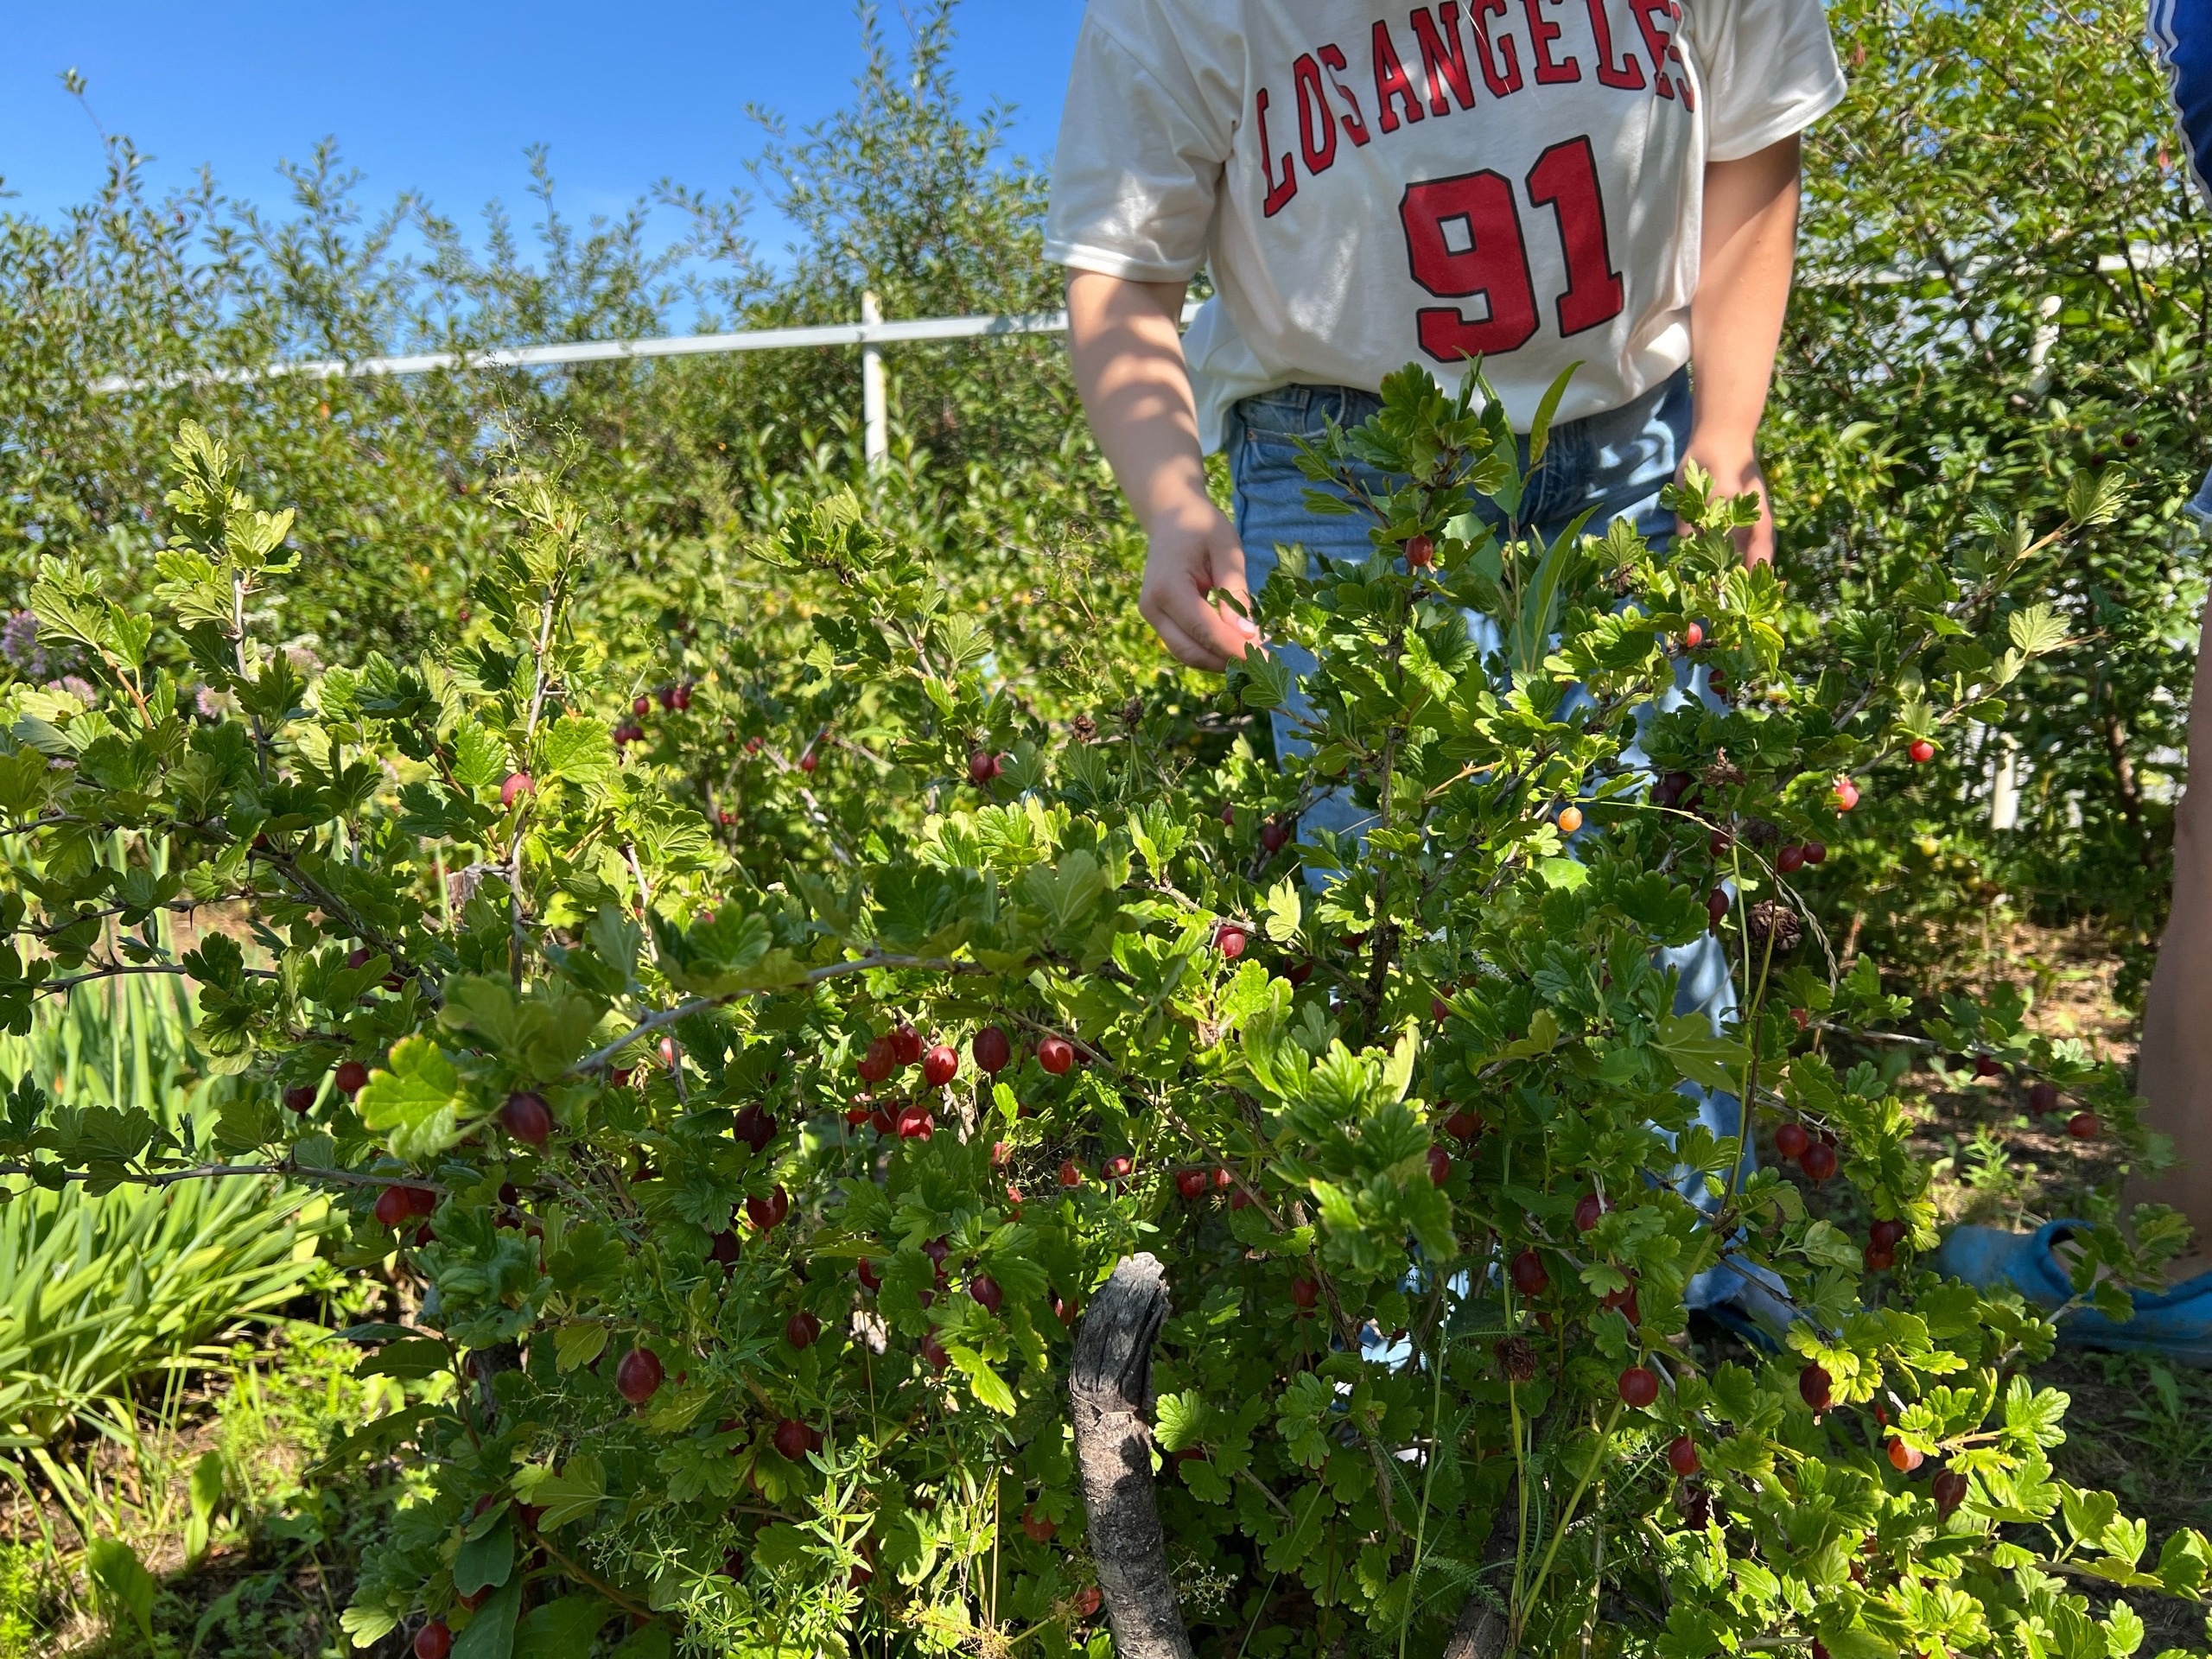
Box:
[1065,269,1256,671]
[1065,270,1211,529]
[1687,136,1803,560]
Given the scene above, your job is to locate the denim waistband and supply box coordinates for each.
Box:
[1226,369,1690,451]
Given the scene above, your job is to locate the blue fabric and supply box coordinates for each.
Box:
[1227,370,1759,1313]
[2153,0,2212,212]
[1933,1221,2212,1369]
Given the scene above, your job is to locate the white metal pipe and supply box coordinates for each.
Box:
[861,291,888,468]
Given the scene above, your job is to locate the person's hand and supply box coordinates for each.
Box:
[1680,442,1775,567]
[1139,499,1262,671]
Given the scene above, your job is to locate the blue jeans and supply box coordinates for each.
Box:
[1228,371,1755,1314]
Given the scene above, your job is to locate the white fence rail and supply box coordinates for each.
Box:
[89,296,1210,466]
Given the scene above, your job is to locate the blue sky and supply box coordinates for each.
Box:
[0,2,1083,263]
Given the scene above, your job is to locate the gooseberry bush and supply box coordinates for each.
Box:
[2,386,2207,1659]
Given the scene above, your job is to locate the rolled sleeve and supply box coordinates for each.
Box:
[1694,0,1850,163]
[1046,17,1229,284]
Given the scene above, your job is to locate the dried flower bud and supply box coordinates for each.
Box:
[1494,1336,1539,1383]
[1747,899,1805,953]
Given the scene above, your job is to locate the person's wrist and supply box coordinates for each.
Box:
[1683,429,1763,489]
[1137,485,1225,539]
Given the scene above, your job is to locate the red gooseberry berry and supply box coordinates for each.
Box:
[2028,1081,2061,1115]
[1799,1363,1834,1412]
[920,1332,950,1372]
[1834,777,1861,812]
[1176,1168,1210,1201]
[1427,1145,1452,1185]
[500,772,535,807]
[798,751,820,773]
[896,1106,935,1141]
[1684,621,1706,651]
[1556,804,1585,836]
[785,1311,821,1350]
[1290,1276,1319,1310]
[283,1084,318,1114]
[632,695,652,719]
[334,1059,370,1096]
[1074,1586,1103,1619]
[499,1090,552,1147]
[1667,1435,1700,1478]
[1870,1219,1909,1251]
[747,1187,791,1230]
[857,1259,882,1291]
[1022,1508,1058,1542]
[1213,1166,1233,1190]
[968,750,1001,786]
[1888,1438,1924,1473]
[1707,889,1731,927]
[1215,924,1248,961]
[616,1347,664,1406]
[373,1185,412,1229]
[970,1274,1005,1314]
[856,1037,896,1084]
[1103,1155,1134,1183]
[1573,1192,1607,1233]
[1261,818,1292,854]
[1445,1108,1483,1141]
[1406,533,1434,568]
[1804,841,1829,864]
[415,1622,454,1659]
[1800,1140,1840,1183]
[972,1026,1013,1075]
[890,1025,924,1066]
[773,1419,810,1461]
[1775,1121,1812,1162]
[1510,1249,1550,1297]
[708,1231,741,1269]
[1058,1160,1083,1188]
[1777,844,1807,874]
[1618,1366,1661,1408]
[1221,801,1236,828]
[1864,1243,1896,1273]
[1933,1468,1970,1516]
[1909,739,1936,765]
[2068,1111,2102,1141]
[733,1103,778,1153]
[1038,1036,1077,1076]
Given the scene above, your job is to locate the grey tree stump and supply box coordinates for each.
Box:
[1071,1254,1196,1659]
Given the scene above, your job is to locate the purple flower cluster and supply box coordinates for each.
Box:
[0,612,48,680]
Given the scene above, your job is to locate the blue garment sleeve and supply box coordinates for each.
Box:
[2153,0,2212,208]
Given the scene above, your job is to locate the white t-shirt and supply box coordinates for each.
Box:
[1046,0,1847,448]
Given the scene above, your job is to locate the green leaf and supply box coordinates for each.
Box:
[538,715,618,791]
[516,1596,614,1659]
[87,1538,155,1646]
[553,1322,609,1374]
[455,1516,516,1597]
[185,1449,225,1564]
[452,1577,523,1659]
[1656,1014,1748,1094]
[1262,879,1303,944]
[355,1034,470,1161]
[2008,603,2070,658]
[514,1456,607,1532]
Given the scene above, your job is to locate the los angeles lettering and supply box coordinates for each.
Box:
[1257,0,1694,218]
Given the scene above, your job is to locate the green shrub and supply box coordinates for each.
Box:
[0,390,2198,1657]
